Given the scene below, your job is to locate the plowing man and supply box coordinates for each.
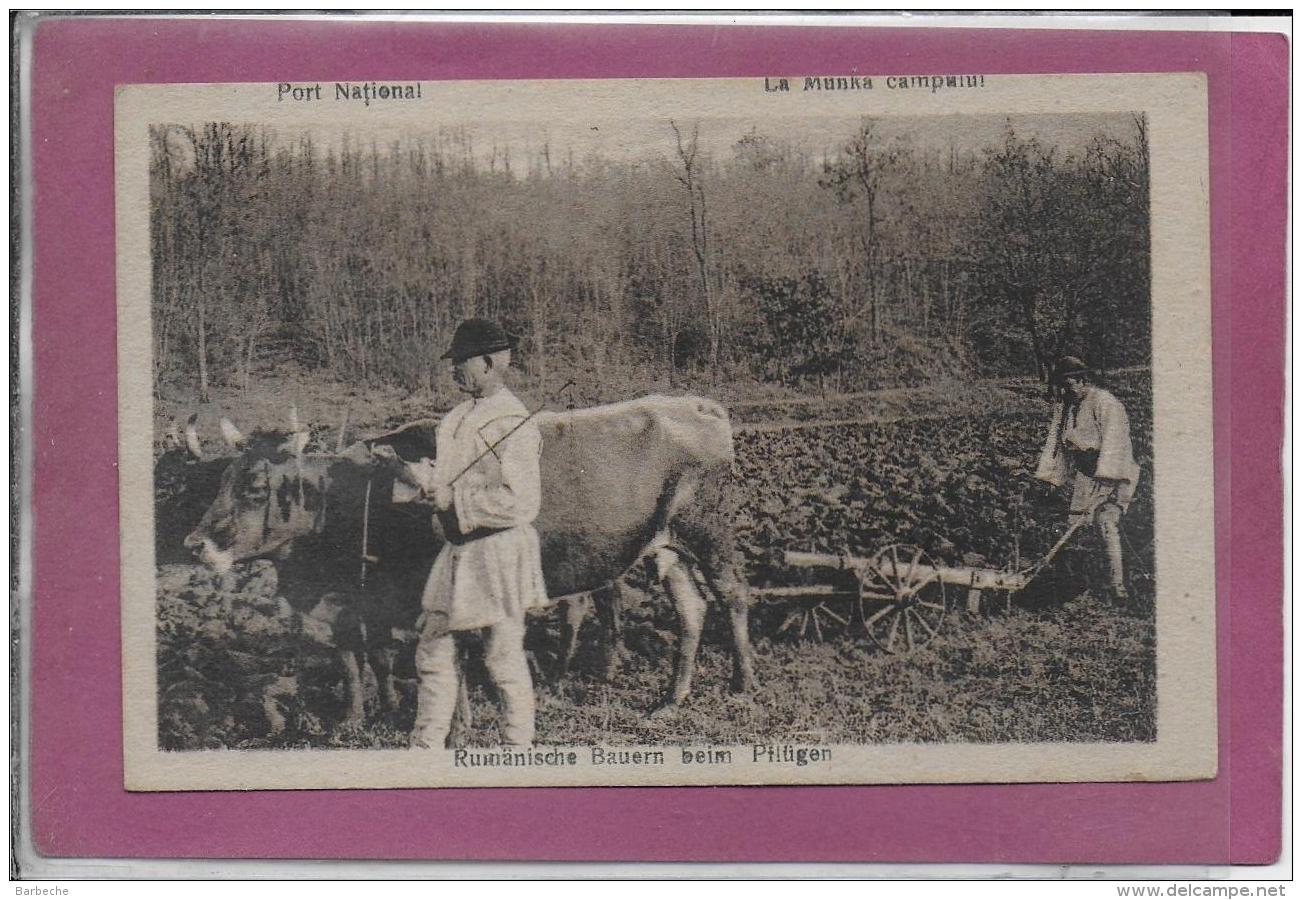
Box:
[1034,354,1141,606]
[375,318,549,748]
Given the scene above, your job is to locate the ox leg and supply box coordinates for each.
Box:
[308,594,369,725]
[372,644,401,713]
[594,583,626,682]
[702,566,758,695]
[651,551,707,717]
[728,596,758,694]
[555,594,593,684]
[339,649,366,726]
[260,675,298,734]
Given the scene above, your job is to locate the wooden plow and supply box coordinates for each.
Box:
[752,518,1090,654]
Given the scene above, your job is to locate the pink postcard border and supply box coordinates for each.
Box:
[27,19,1286,864]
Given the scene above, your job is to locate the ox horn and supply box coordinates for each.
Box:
[183,414,203,459]
[219,417,247,450]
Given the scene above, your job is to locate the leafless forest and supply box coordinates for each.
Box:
[151,113,1157,749]
[149,115,1150,403]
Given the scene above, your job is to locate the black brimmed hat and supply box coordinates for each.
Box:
[441,318,513,362]
[1049,355,1091,385]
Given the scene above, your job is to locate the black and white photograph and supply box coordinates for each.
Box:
[116,75,1216,789]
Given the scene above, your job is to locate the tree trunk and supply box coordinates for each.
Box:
[1018,289,1046,378]
[531,283,548,391]
[860,189,879,345]
[196,289,210,403]
[242,325,260,394]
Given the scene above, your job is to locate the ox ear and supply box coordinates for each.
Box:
[282,430,310,456]
[219,417,247,450]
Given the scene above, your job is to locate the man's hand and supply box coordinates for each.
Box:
[372,443,424,490]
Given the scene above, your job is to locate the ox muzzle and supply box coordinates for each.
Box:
[183,529,236,574]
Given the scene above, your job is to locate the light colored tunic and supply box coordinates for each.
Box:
[402,388,549,631]
[1035,386,1141,516]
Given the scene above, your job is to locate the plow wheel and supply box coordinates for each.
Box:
[774,591,859,643]
[858,544,948,654]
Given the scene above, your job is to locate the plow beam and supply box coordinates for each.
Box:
[782,550,1030,592]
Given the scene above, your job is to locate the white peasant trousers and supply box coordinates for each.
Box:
[410,616,535,749]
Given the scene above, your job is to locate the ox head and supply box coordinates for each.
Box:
[648,395,734,468]
[183,427,325,573]
[635,396,735,521]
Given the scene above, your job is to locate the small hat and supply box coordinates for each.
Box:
[1049,355,1090,385]
[441,318,513,362]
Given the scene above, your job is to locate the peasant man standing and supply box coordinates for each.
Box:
[1034,355,1142,606]
[381,318,549,748]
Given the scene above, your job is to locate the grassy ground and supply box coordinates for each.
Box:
[212,586,1154,750]
[526,590,1154,747]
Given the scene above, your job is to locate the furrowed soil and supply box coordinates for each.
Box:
[155,371,1155,750]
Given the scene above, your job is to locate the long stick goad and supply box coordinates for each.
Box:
[446,379,574,487]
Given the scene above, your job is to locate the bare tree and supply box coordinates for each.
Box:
[670,121,723,377]
[149,117,1151,399]
[821,119,900,345]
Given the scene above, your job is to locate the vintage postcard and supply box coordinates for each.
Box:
[116,72,1215,790]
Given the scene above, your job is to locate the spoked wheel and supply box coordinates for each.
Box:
[858,544,948,654]
[773,587,860,642]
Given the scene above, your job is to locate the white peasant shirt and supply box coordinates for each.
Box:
[402,387,550,631]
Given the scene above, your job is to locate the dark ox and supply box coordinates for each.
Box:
[183,395,758,729]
